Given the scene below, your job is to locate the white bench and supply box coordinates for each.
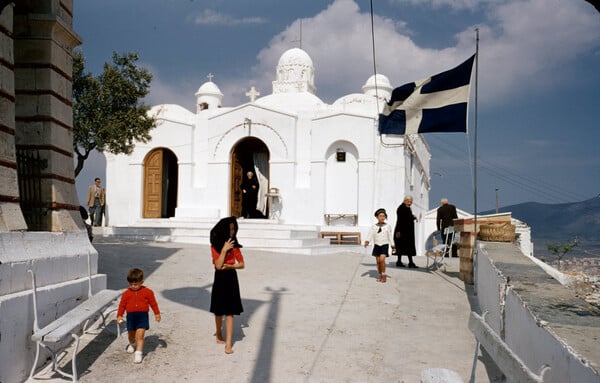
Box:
[28,253,121,382]
[320,231,362,245]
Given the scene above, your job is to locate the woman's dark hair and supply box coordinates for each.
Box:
[210,216,242,252]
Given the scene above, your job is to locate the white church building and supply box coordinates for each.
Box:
[105,48,433,252]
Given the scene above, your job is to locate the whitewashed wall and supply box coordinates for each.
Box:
[475,245,599,382]
[0,232,107,383]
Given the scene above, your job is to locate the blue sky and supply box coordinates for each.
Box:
[73,0,600,213]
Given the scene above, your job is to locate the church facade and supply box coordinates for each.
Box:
[106,48,432,239]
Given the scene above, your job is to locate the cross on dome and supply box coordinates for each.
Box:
[207,73,214,82]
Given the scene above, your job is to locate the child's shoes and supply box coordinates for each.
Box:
[126,343,135,353]
[134,351,143,363]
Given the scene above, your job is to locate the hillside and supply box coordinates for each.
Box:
[481,196,600,258]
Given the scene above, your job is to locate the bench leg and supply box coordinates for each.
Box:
[29,342,42,379]
[71,333,80,382]
[45,334,79,382]
[29,341,64,381]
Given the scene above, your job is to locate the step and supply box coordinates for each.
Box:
[96,220,364,255]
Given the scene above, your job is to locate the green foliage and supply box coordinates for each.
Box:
[73,50,156,176]
[546,237,580,267]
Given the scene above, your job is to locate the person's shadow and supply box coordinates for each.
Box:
[161,283,266,344]
[162,284,288,383]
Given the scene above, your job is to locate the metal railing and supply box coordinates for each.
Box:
[16,149,48,231]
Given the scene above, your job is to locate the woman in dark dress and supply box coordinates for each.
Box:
[394,196,418,268]
[209,217,245,354]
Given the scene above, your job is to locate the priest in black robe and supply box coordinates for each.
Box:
[240,171,259,218]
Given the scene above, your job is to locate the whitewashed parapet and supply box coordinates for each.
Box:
[475,242,600,382]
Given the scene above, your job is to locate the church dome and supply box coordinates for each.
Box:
[195,81,223,97]
[332,74,392,116]
[273,48,316,94]
[362,74,392,98]
[195,80,223,112]
[278,48,314,68]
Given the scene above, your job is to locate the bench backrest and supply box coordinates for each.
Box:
[33,289,121,342]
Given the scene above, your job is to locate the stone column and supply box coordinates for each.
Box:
[12,0,82,231]
[0,3,28,231]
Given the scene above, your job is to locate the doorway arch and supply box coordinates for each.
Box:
[142,148,178,218]
[230,137,269,218]
[325,141,359,216]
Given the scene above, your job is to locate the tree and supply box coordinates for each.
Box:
[547,237,580,269]
[73,50,156,177]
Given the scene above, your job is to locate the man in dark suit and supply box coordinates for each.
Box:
[436,198,458,257]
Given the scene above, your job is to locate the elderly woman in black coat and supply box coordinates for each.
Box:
[393,196,418,268]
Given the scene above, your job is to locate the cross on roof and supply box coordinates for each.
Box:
[207,73,214,82]
[291,19,303,49]
[246,86,260,102]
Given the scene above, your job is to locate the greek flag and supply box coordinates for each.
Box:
[379,54,475,135]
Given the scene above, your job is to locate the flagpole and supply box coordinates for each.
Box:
[473,28,480,289]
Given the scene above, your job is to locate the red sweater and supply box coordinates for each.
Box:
[117,286,160,317]
[211,246,244,265]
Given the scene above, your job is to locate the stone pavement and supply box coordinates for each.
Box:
[29,238,495,383]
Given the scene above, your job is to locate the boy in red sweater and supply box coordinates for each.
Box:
[117,268,161,363]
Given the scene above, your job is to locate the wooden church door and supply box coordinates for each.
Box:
[143,149,163,218]
[230,151,243,216]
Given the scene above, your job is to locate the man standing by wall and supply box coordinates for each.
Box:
[87,177,106,226]
[436,198,458,257]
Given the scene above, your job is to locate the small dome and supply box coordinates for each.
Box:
[362,74,393,96]
[195,81,223,112]
[278,48,313,68]
[195,81,223,97]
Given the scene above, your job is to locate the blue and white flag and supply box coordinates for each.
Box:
[379,54,476,135]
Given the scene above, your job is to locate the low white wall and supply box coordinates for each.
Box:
[0,232,109,383]
[475,244,599,382]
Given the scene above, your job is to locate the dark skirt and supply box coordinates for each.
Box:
[372,244,390,257]
[210,269,243,316]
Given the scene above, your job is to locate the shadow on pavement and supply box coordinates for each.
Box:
[95,241,182,290]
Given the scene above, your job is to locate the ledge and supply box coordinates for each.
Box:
[477,241,600,381]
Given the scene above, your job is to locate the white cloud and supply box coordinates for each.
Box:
[390,0,480,11]
[250,0,475,102]
[471,0,600,102]
[192,9,267,26]
[247,0,600,106]
[146,0,600,110]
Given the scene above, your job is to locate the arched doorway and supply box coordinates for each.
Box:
[142,148,178,218]
[325,142,359,217]
[230,138,269,218]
